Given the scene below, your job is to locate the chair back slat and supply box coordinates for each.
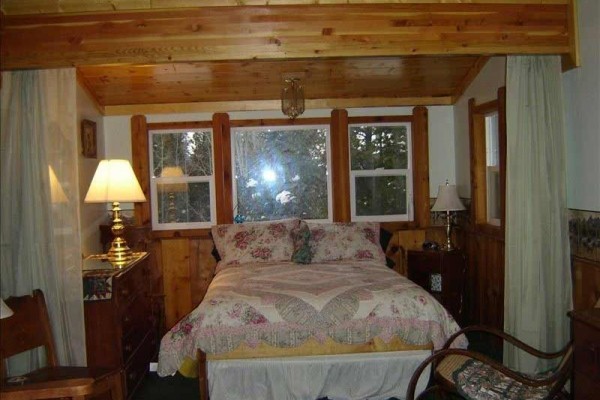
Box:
[0,290,58,377]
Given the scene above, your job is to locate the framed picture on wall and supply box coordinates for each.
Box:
[81,119,97,158]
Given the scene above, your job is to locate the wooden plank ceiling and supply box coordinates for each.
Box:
[0,0,576,115]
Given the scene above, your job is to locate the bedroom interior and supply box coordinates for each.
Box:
[1,0,598,399]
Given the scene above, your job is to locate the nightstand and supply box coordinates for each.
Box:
[83,252,159,399]
[569,308,600,400]
[407,248,466,324]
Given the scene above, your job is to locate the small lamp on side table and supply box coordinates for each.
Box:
[431,181,465,251]
[84,159,146,267]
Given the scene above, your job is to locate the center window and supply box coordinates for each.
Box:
[231,125,331,222]
[349,122,413,221]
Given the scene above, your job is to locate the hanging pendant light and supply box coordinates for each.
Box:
[281,78,305,119]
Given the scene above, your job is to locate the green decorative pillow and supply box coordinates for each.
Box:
[291,220,312,264]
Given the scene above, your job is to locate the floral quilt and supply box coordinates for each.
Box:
[157,260,466,377]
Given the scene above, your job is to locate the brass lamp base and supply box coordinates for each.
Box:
[442,210,456,252]
[107,201,133,267]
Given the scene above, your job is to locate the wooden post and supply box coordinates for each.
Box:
[330,109,350,222]
[131,114,150,226]
[412,106,430,228]
[213,113,233,224]
[198,349,209,400]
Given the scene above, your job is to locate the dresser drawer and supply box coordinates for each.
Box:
[125,329,159,398]
[573,320,600,380]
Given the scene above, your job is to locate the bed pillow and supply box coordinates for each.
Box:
[211,218,300,266]
[306,222,386,264]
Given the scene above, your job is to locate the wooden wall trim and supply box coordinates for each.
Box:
[1,3,572,70]
[230,118,330,128]
[147,121,213,130]
[213,113,233,224]
[412,106,430,228]
[131,114,150,225]
[330,109,351,222]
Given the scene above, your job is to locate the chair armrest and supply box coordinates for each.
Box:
[442,325,570,360]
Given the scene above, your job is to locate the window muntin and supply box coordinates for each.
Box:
[485,112,501,225]
[231,125,331,222]
[349,123,413,221]
[149,129,216,230]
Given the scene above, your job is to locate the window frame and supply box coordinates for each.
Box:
[148,127,217,231]
[348,121,414,222]
[132,108,429,235]
[230,123,333,222]
[469,87,506,236]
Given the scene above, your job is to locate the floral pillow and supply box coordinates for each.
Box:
[211,219,300,267]
[306,222,386,264]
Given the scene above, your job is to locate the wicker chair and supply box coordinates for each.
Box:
[406,325,573,400]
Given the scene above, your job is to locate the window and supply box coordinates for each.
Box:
[348,122,412,221]
[231,125,331,222]
[469,87,506,231]
[485,112,501,225]
[149,129,216,230]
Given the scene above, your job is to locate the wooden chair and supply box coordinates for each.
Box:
[406,325,573,400]
[0,289,123,400]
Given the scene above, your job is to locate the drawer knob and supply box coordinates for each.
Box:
[121,289,130,297]
[128,371,137,381]
[125,344,133,353]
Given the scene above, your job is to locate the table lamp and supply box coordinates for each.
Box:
[85,159,146,266]
[431,181,465,251]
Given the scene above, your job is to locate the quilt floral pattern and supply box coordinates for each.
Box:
[157,260,465,377]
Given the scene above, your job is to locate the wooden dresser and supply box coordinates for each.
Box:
[570,308,600,400]
[83,252,159,399]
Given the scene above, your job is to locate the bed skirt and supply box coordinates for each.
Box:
[207,350,431,400]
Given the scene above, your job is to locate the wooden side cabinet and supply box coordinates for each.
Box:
[83,252,159,399]
[407,249,466,324]
[570,308,600,400]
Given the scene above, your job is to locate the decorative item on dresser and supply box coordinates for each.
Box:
[407,248,466,325]
[569,308,600,400]
[83,252,159,399]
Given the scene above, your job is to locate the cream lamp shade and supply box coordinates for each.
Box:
[85,159,145,203]
[0,298,14,319]
[431,182,465,251]
[431,184,465,212]
[84,159,146,266]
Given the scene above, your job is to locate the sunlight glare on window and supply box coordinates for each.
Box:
[262,167,277,183]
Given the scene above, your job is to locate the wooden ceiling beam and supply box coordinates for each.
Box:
[1,3,572,70]
[0,1,570,17]
[102,96,454,116]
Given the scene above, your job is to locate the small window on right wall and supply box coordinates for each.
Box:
[469,87,506,233]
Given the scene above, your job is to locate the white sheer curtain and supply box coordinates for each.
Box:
[0,69,85,374]
[504,56,572,373]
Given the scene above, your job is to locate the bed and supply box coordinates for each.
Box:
[157,219,466,399]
